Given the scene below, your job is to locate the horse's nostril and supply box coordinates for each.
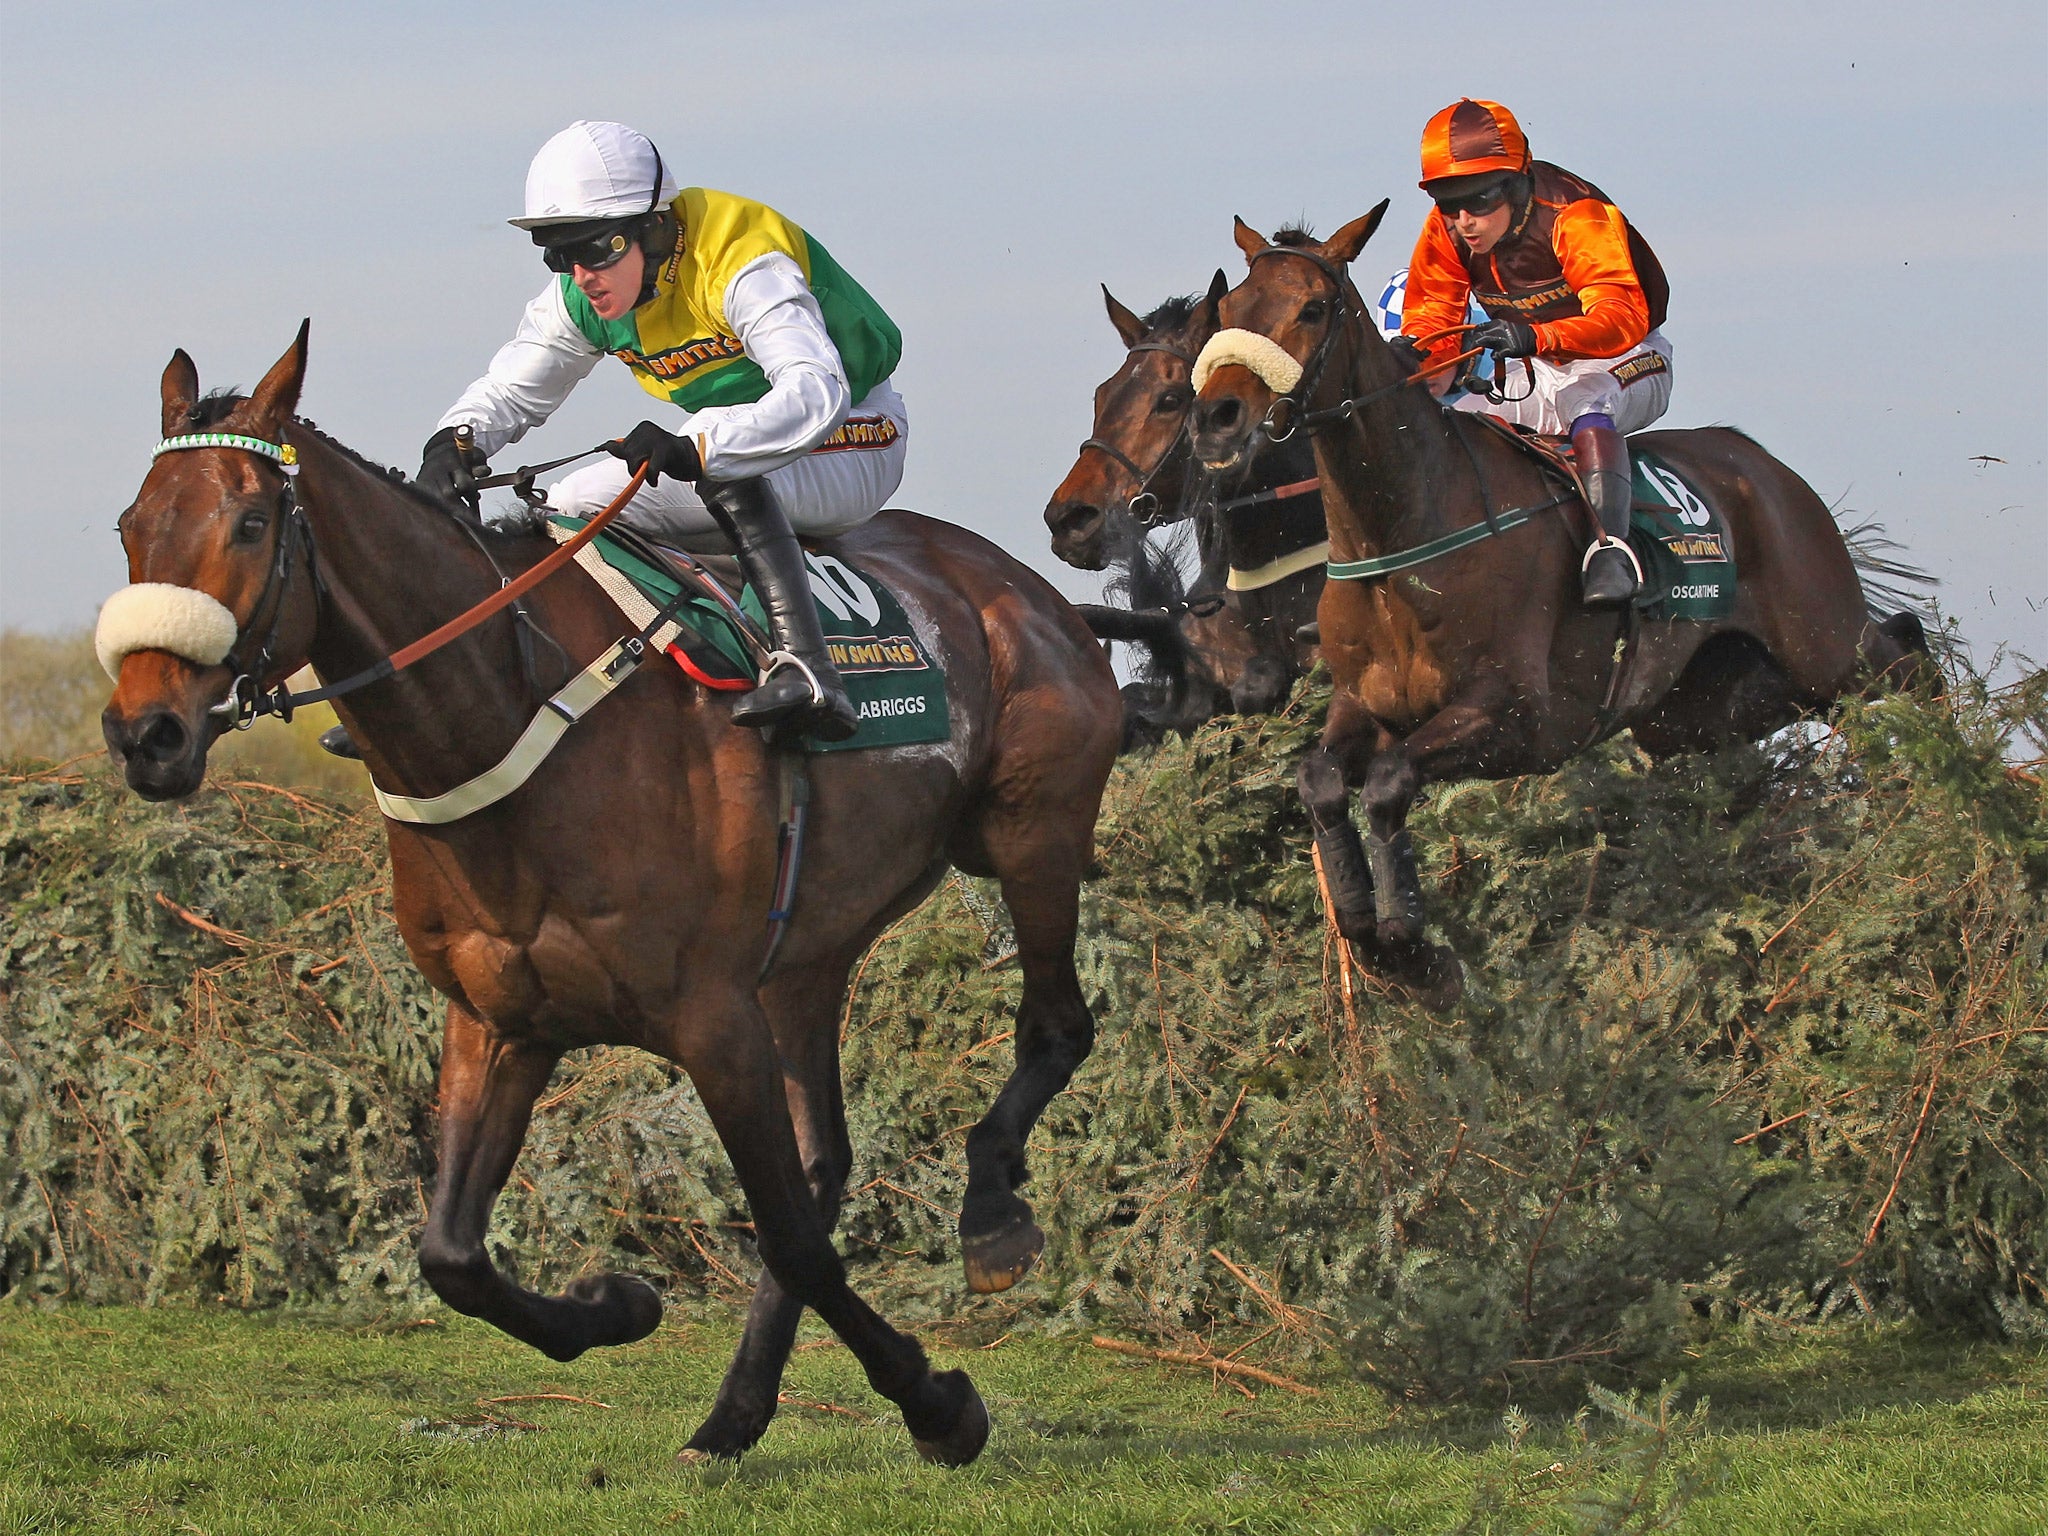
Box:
[1194,398,1242,440]
[135,711,189,763]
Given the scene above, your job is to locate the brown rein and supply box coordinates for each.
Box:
[245,453,649,723]
[387,463,647,671]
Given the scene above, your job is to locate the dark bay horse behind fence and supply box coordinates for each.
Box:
[99,326,1123,1465]
[1046,276,1324,743]
[1190,207,1928,1005]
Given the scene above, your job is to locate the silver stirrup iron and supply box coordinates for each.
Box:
[758,649,827,707]
[1581,538,1645,585]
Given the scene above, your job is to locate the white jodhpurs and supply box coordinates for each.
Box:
[1456,330,1674,436]
[547,382,909,550]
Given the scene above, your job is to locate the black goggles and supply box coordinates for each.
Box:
[1433,180,1514,219]
[538,223,640,275]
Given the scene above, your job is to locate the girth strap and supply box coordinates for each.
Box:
[1324,496,1568,582]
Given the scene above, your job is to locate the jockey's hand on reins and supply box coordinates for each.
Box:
[1387,335,1428,377]
[608,421,703,487]
[1464,318,1537,359]
[418,425,485,516]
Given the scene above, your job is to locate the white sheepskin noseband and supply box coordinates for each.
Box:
[1192,328,1305,395]
[94,583,240,681]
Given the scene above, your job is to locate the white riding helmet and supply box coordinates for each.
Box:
[509,120,678,230]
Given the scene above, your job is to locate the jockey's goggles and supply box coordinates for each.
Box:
[536,219,642,275]
[1432,179,1514,218]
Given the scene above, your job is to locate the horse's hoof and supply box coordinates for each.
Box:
[565,1272,664,1347]
[1375,916,1424,950]
[913,1370,990,1467]
[962,1219,1045,1294]
[1398,945,1465,1014]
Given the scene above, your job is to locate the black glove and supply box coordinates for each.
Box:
[1466,318,1538,359]
[608,421,703,487]
[417,426,483,513]
[1386,334,1427,377]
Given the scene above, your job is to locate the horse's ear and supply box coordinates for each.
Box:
[1199,268,1228,328]
[248,318,311,429]
[1326,200,1392,265]
[160,350,199,436]
[1103,285,1148,349]
[1232,216,1268,264]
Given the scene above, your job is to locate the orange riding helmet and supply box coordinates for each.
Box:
[1418,99,1532,190]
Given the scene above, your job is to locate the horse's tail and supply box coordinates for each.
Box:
[1841,516,1962,671]
[1091,510,1197,699]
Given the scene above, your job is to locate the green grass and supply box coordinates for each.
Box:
[1,1308,2041,1534]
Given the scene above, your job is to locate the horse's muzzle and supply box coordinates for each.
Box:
[1044,498,1110,571]
[1190,394,1254,472]
[104,703,214,799]
[102,654,225,800]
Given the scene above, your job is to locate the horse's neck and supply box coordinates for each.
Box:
[1314,327,1459,565]
[289,430,553,777]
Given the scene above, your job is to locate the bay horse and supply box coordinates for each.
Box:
[1046,275,1324,740]
[1189,207,1927,1002]
[99,326,1123,1465]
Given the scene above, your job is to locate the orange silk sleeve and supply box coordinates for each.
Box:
[1400,214,1475,367]
[1535,200,1650,360]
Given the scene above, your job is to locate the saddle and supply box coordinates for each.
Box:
[545,514,954,751]
[1464,415,1738,620]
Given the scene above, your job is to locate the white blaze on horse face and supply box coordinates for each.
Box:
[1191,329,1304,396]
[94,582,240,680]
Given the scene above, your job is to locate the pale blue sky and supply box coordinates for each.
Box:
[3,1,2042,666]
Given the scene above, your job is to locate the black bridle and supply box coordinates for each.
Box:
[1076,339,1205,528]
[144,433,581,730]
[1245,242,1531,444]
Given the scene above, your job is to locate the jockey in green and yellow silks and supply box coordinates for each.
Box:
[418,121,905,741]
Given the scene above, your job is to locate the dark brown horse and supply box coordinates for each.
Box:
[99,327,1123,1464]
[1046,277,1324,740]
[1190,208,1927,1001]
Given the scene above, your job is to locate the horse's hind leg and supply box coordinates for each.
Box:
[1860,612,1933,691]
[683,960,858,1461]
[418,1001,663,1362]
[953,721,1117,1294]
[675,989,988,1466]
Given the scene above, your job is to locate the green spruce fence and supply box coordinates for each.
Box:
[4,666,2042,1399]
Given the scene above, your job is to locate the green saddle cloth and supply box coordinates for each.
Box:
[548,515,951,752]
[1627,450,1738,621]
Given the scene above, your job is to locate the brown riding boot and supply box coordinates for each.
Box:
[1571,417,1642,607]
[698,477,859,741]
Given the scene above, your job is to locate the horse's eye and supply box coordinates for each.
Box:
[1299,300,1328,325]
[1156,387,1191,414]
[236,511,270,542]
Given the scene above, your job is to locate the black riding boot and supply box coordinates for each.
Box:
[318,724,363,759]
[698,477,859,741]
[1572,419,1642,607]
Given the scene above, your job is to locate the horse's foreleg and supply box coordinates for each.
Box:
[1357,697,1515,1007]
[1298,747,1377,944]
[679,997,987,1466]
[417,1001,663,1362]
[684,967,856,1461]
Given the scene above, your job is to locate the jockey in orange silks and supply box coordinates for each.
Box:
[1400,99,1673,605]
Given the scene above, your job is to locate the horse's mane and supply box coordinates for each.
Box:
[185,390,546,543]
[1140,295,1198,333]
[1270,223,1318,248]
